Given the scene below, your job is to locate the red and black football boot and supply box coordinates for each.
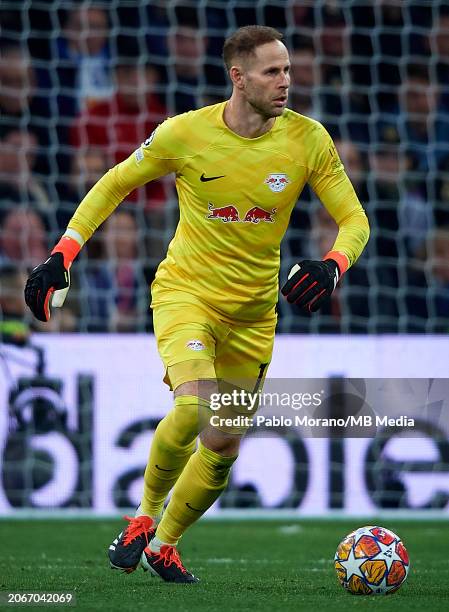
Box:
[140,544,199,583]
[108,515,155,573]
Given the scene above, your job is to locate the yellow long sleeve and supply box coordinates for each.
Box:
[313,170,370,268]
[67,145,173,243]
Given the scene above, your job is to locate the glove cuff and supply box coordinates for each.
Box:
[51,236,81,269]
[323,251,349,275]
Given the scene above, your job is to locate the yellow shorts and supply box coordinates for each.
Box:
[152,290,276,397]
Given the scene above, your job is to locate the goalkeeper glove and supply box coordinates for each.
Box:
[24,235,81,322]
[281,253,348,313]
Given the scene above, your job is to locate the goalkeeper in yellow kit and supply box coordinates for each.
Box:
[25,26,369,583]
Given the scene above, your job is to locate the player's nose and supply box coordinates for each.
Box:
[279,73,290,88]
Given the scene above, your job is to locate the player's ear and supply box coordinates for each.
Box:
[229,65,245,89]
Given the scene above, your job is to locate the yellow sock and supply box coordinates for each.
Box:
[140,395,210,518]
[155,440,237,544]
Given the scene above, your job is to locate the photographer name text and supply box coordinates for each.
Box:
[209,415,415,429]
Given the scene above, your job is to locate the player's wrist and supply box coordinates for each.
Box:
[323,251,349,276]
[51,234,82,270]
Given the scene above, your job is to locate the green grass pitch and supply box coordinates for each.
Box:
[1,519,448,611]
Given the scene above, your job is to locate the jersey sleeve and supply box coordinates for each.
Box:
[307,124,370,269]
[67,117,184,242]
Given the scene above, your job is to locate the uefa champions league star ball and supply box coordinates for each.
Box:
[334,525,410,595]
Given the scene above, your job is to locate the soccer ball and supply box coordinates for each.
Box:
[334,525,410,595]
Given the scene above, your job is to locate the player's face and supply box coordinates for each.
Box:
[242,41,290,118]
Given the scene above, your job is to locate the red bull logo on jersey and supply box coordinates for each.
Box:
[243,206,277,223]
[264,173,290,193]
[206,202,278,224]
[207,203,240,222]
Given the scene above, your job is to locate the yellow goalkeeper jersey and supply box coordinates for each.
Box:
[68,102,369,323]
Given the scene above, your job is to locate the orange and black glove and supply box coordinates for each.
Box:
[281,252,348,313]
[24,236,81,322]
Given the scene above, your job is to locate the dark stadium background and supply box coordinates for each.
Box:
[1,0,449,335]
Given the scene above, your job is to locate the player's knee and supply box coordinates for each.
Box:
[200,425,242,457]
[174,378,218,401]
[155,394,211,449]
[173,394,212,440]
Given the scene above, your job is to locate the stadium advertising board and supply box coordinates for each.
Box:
[0,335,448,514]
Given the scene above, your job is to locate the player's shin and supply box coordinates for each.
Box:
[140,395,210,518]
[153,439,237,545]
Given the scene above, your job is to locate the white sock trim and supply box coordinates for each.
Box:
[135,504,161,524]
[150,536,176,552]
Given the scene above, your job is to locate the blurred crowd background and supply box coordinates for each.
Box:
[1,0,449,337]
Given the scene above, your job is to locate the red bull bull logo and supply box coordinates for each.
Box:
[206,202,278,224]
[243,206,277,223]
[207,202,240,222]
[264,173,290,193]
